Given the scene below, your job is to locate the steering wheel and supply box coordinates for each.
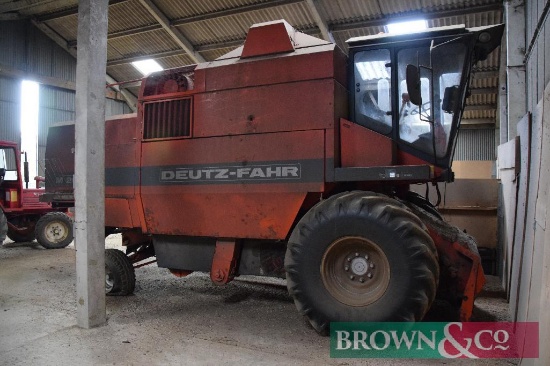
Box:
[410,101,431,116]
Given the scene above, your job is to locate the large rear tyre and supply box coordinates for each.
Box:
[0,211,7,243]
[105,249,135,296]
[35,212,73,249]
[285,191,439,334]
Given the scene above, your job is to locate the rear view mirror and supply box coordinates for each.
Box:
[442,86,459,113]
[406,64,422,106]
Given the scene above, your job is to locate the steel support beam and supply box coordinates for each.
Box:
[304,0,334,42]
[504,0,526,141]
[75,0,108,329]
[137,0,205,63]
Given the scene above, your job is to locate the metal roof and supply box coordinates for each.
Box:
[4,0,503,125]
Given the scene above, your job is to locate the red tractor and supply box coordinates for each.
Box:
[42,20,503,333]
[0,140,73,248]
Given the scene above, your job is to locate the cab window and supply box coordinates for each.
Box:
[353,49,392,134]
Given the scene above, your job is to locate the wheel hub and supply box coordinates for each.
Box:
[321,236,391,307]
[350,256,368,276]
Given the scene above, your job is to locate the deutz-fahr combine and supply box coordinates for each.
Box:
[42,20,503,333]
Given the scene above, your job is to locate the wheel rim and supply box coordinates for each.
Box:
[321,236,391,307]
[105,269,114,293]
[44,220,69,243]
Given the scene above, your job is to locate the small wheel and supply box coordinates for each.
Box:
[35,212,73,249]
[105,249,135,296]
[285,191,439,334]
[0,210,7,243]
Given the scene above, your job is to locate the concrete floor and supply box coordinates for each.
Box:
[0,236,517,366]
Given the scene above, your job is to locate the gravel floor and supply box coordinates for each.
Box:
[0,235,517,366]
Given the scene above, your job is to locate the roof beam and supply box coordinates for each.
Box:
[0,0,57,13]
[471,70,499,79]
[34,0,131,22]
[31,19,137,111]
[461,118,496,125]
[304,0,334,42]
[107,49,186,66]
[136,0,205,63]
[105,27,320,66]
[470,87,498,95]
[67,0,309,47]
[0,62,75,89]
[464,104,497,111]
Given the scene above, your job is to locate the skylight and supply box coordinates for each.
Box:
[386,20,428,35]
[132,59,163,76]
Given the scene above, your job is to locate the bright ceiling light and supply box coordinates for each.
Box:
[132,59,163,76]
[386,20,428,35]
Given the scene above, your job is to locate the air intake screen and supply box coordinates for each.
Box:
[143,98,191,139]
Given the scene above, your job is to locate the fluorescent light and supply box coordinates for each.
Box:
[132,59,163,76]
[386,20,428,35]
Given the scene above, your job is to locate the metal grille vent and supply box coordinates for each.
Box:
[143,98,191,139]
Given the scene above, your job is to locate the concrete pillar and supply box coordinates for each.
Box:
[74,0,109,329]
[504,0,526,140]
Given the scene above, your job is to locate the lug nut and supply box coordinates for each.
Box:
[355,252,360,257]
[359,277,365,283]
[347,257,352,262]
[364,254,369,260]
[367,273,373,279]
[344,265,349,271]
[349,275,355,280]
[370,263,375,269]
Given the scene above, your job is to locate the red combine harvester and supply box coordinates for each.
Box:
[42,20,503,333]
[0,140,73,248]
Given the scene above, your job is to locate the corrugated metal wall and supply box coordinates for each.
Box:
[454,129,496,160]
[0,77,21,144]
[501,3,550,365]
[0,19,131,175]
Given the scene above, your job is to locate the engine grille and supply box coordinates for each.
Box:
[143,98,191,139]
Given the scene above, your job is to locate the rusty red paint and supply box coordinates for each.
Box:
[210,239,240,285]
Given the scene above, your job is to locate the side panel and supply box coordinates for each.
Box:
[194,79,336,137]
[340,119,393,167]
[139,129,326,239]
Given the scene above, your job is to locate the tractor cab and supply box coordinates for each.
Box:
[347,24,504,178]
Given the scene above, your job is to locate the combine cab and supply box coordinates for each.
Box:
[0,140,73,249]
[42,20,503,333]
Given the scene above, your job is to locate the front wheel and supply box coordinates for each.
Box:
[35,212,73,249]
[284,191,439,334]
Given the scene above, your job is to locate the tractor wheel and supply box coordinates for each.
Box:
[285,191,439,334]
[35,212,73,249]
[105,249,135,296]
[0,210,7,243]
[7,228,36,243]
